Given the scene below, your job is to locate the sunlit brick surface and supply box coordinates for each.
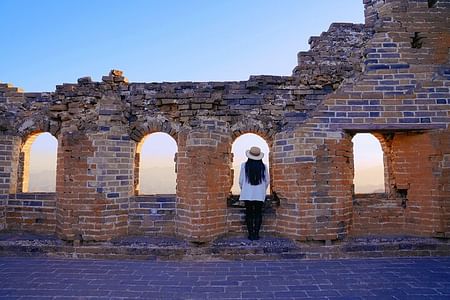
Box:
[0,0,448,242]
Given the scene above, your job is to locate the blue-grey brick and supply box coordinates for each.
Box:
[331,118,352,123]
[399,118,420,123]
[381,53,400,58]
[348,100,369,105]
[390,64,410,69]
[367,64,390,71]
[364,59,379,65]
[375,86,395,91]
[381,80,400,85]
[348,112,369,118]
[296,157,314,162]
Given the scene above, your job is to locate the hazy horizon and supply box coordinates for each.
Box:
[28,133,385,195]
[29,166,386,194]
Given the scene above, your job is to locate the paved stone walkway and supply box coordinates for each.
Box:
[0,257,449,299]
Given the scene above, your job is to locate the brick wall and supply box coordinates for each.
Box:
[56,132,100,241]
[272,130,354,241]
[434,129,450,237]
[352,131,450,239]
[390,130,450,237]
[176,123,231,242]
[352,193,406,236]
[17,133,40,193]
[293,22,372,87]
[5,193,56,233]
[0,196,3,230]
[226,205,278,235]
[0,0,448,242]
[292,0,450,240]
[129,195,176,235]
[0,135,21,231]
[316,0,450,132]
[0,136,21,195]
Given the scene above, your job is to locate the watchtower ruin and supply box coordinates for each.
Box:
[0,0,449,244]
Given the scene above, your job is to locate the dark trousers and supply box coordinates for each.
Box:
[244,201,263,239]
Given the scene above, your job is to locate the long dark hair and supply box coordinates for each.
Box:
[245,159,266,185]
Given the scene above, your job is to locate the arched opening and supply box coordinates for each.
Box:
[136,132,177,195]
[22,132,57,192]
[352,133,385,194]
[231,133,270,195]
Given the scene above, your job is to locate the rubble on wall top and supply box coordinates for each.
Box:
[102,69,128,84]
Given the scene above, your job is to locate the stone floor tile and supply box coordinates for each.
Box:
[0,256,449,299]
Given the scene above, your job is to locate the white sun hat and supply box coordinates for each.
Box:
[245,146,264,160]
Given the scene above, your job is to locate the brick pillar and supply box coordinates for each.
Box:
[273,130,353,241]
[56,131,133,242]
[391,129,450,237]
[317,137,354,241]
[176,127,231,242]
[134,151,140,195]
[0,135,21,230]
[434,128,450,238]
[16,134,39,193]
[56,132,97,240]
[0,135,21,194]
[55,71,133,241]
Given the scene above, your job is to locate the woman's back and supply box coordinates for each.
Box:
[239,159,269,201]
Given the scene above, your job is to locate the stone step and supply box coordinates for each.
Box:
[0,232,449,261]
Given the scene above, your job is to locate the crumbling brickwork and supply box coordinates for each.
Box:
[0,0,448,243]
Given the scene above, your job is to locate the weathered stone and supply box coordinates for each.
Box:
[77,77,92,84]
[0,0,448,245]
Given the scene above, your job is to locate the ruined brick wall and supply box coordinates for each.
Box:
[0,135,20,231]
[5,193,56,233]
[389,131,450,236]
[129,195,176,235]
[54,75,133,241]
[352,194,406,236]
[352,130,450,238]
[0,0,448,242]
[0,83,59,233]
[227,200,279,235]
[271,130,355,241]
[266,0,449,241]
[314,0,450,238]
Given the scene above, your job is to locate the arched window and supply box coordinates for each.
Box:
[352,133,385,194]
[231,133,270,195]
[23,132,57,192]
[136,132,177,195]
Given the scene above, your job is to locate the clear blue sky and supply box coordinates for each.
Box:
[1,0,364,91]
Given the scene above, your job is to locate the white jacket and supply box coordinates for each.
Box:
[238,162,269,201]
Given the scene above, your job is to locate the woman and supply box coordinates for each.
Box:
[239,146,269,240]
